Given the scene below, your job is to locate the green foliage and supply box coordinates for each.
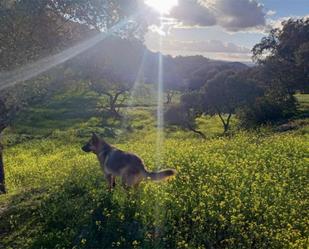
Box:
[0,131,308,248]
[165,91,208,138]
[165,104,206,138]
[0,0,142,71]
[202,71,262,115]
[238,87,297,127]
[170,71,263,133]
[252,18,309,93]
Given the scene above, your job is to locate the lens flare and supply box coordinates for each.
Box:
[144,0,178,14]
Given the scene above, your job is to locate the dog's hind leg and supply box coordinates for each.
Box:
[112,176,116,188]
[122,171,142,188]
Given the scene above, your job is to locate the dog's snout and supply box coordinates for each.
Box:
[81,143,91,152]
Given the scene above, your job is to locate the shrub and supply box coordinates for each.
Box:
[238,92,297,127]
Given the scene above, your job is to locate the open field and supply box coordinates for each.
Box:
[0,94,308,249]
[1,2,309,249]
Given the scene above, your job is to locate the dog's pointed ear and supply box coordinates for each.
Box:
[92,132,99,145]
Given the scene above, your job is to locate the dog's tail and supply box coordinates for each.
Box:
[145,169,177,181]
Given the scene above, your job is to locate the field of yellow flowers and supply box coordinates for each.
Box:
[0,129,308,249]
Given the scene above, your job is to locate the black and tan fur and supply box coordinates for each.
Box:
[82,133,176,190]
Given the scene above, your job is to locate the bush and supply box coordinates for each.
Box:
[165,104,206,138]
[238,92,297,127]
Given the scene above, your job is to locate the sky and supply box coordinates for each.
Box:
[143,0,309,62]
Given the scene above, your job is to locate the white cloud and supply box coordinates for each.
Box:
[145,31,252,61]
[168,0,266,32]
[267,15,309,31]
[170,0,217,26]
[161,39,251,53]
[204,0,266,31]
[266,10,276,16]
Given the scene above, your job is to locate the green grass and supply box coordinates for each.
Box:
[296,94,309,109]
[0,93,308,248]
[0,132,308,249]
[12,91,100,136]
[5,88,233,144]
[295,94,309,119]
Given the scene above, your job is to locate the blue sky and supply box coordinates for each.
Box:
[144,0,309,62]
[259,0,309,17]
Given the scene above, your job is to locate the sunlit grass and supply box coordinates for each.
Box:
[0,130,308,248]
[1,93,308,248]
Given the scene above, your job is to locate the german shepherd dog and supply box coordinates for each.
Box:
[82,133,176,190]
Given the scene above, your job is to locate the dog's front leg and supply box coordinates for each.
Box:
[105,174,114,191]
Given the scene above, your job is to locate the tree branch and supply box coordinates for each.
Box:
[217,112,226,127]
[187,123,206,139]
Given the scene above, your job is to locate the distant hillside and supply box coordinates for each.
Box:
[71,36,248,89]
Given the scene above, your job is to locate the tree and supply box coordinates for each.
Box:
[165,92,206,139]
[89,80,129,118]
[295,42,309,93]
[252,18,309,93]
[249,18,309,124]
[0,143,4,193]
[0,0,141,71]
[165,90,177,105]
[0,0,144,194]
[0,68,73,194]
[202,71,262,133]
[165,70,262,135]
[0,90,22,193]
[237,83,297,127]
[0,84,37,193]
[70,36,146,119]
[0,100,9,193]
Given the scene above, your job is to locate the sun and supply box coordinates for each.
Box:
[144,0,178,14]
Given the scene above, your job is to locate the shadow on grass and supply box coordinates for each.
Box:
[13,92,100,136]
[294,108,309,119]
[0,174,155,249]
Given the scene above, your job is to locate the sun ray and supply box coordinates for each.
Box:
[0,16,133,91]
[120,49,148,133]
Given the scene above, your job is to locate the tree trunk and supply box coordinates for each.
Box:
[218,112,232,133]
[187,124,206,139]
[105,91,126,119]
[165,92,173,104]
[109,96,117,115]
[109,98,122,119]
[0,143,6,194]
[225,113,232,133]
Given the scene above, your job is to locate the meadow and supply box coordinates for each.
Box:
[0,92,308,249]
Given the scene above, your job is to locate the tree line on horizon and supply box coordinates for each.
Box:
[165,18,309,137]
